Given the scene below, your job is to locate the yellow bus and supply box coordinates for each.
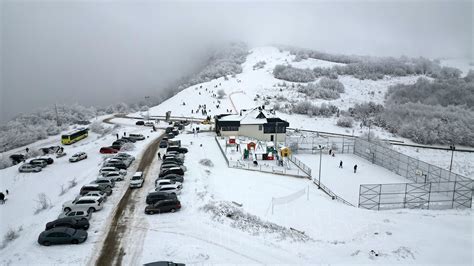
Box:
[61,128,89,145]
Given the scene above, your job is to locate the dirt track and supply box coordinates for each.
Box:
[95,134,163,266]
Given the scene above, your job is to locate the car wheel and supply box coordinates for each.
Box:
[84,225,89,229]
[71,239,79,244]
[64,207,71,212]
[43,241,51,246]
[148,211,154,215]
[88,207,95,213]
[170,208,176,213]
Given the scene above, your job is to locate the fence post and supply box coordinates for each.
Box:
[378,185,382,210]
[427,182,432,209]
[451,181,457,208]
[342,137,345,154]
[358,185,362,208]
[403,183,408,208]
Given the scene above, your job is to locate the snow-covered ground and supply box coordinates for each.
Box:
[0,124,163,264]
[129,132,472,264]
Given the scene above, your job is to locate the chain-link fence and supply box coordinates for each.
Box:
[288,154,312,176]
[359,181,473,210]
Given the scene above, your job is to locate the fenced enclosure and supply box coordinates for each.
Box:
[286,132,473,210]
[288,154,312,177]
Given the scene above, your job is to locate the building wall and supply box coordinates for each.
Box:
[221,124,286,142]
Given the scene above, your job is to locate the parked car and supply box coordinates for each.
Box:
[165,127,173,133]
[166,146,188,154]
[91,178,115,188]
[120,137,136,143]
[157,174,184,183]
[18,163,42,173]
[69,152,87,162]
[9,154,26,165]
[45,217,90,231]
[29,159,48,168]
[145,199,181,214]
[129,133,145,141]
[80,184,112,196]
[107,157,132,167]
[112,141,124,147]
[56,151,67,158]
[115,153,135,161]
[63,196,104,213]
[58,209,91,220]
[160,164,186,172]
[102,171,126,181]
[146,191,178,205]
[171,129,179,136]
[143,262,184,266]
[154,184,182,195]
[168,140,181,147]
[155,179,182,188]
[35,157,54,165]
[103,161,127,170]
[38,227,88,246]
[100,167,127,176]
[165,133,175,139]
[80,191,107,202]
[40,146,61,155]
[159,140,168,148]
[135,120,145,126]
[100,147,119,154]
[144,121,155,127]
[129,171,144,188]
[110,144,123,151]
[159,167,184,177]
[163,158,184,166]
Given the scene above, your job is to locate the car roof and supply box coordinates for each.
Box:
[47,227,73,233]
[52,217,76,223]
[158,184,179,189]
[77,196,100,200]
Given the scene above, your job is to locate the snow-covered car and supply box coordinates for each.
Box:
[107,157,133,167]
[69,152,87,162]
[102,171,126,181]
[56,151,67,158]
[154,184,182,195]
[91,178,115,188]
[160,164,187,172]
[80,184,112,196]
[18,163,42,173]
[115,153,135,161]
[58,209,91,220]
[129,172,144,188]
[99,167,127,176]
[62,196,104,213]
[155,179,182,188]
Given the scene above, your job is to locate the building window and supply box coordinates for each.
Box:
[258,125,262,131]
[221,126,239,131]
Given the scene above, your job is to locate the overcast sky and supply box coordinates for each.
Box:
[1,0,472,122]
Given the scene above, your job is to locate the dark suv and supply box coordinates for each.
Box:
[166,146,188,154]
[45,217,90,230]
[163,158,184,165]
[145,199,181,214]
[146,192,178,205]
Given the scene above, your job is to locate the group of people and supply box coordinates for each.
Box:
[329,149,358,173]
[338,160,358,173]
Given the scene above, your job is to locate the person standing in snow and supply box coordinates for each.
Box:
[354,164,358,173]
[339,160,343,168]
[329,149,332,155]
[0,192,5,204]
[157,152,161,160]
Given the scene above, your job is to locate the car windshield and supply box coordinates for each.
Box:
[132,176,141,180]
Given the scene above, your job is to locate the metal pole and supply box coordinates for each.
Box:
[318,148,322,189]
[449,145,455,172]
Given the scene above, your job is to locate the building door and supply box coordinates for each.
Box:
[270,135,274,141]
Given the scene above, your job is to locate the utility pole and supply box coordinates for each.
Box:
[449,145,456,172]
[318,145,323,189]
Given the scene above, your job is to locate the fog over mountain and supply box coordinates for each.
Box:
[1,0,472,122]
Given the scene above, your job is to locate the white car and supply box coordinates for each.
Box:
[76,191,107,202]
[99,167,127,176]
[155,179,182,188]
[18,163,42,173]
[91,178,115,188]
[69,152,87,162]
[62,196,104,213]
[129,172,144,188]
[58,209,91,220]
[144,121,155,127]
[102,171,126,181]
[154,184,182,195]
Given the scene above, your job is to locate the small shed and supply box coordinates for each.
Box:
[228,136,236,144]
[280,147,291,157]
